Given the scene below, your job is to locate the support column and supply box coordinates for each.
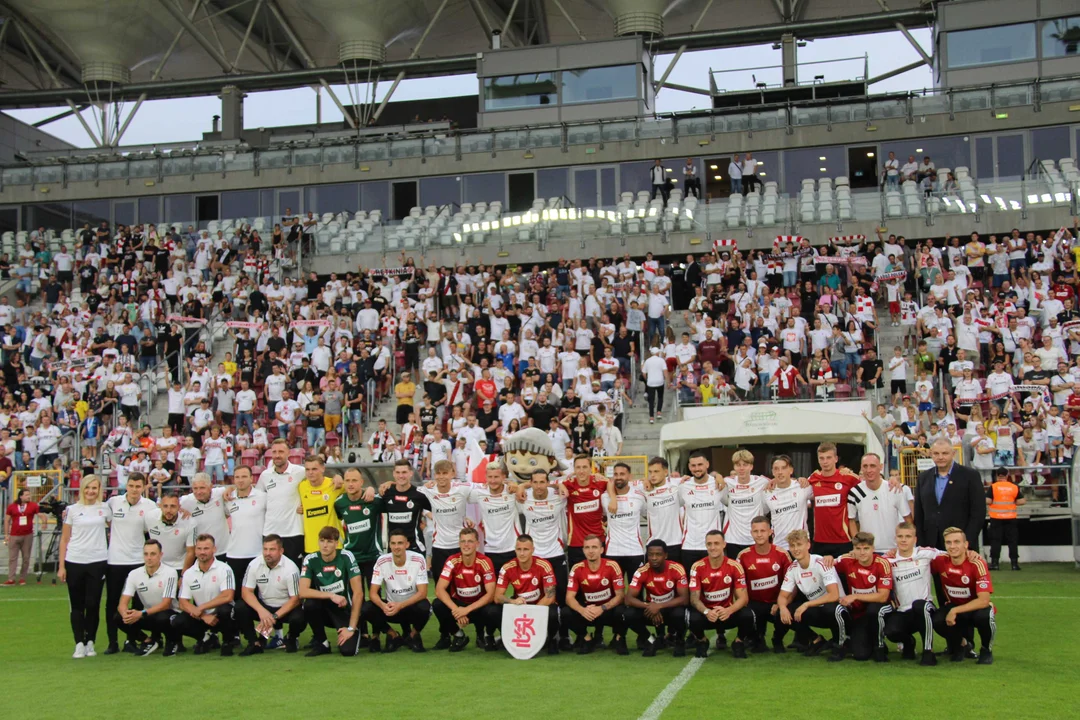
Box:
[781,33,797,87]
[221,85,245,140]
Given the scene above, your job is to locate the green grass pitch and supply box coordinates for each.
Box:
[2,563,1078,720]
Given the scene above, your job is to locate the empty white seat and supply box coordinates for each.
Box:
[321,213,334,223]
[834,176,849,187]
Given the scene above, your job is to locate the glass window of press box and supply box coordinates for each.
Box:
[1042,16,1080,58]
[561,65,637,104]
[483,72,557,110]
[946,23,1037,68]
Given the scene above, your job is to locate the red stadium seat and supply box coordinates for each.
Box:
[252,465,265,477]
[325,431,340,448]
[241,449,259,467]
[288,449,306,466]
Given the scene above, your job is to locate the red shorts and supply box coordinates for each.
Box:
[888,301,900,314]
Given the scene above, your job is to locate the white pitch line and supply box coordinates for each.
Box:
[637,657,705,720]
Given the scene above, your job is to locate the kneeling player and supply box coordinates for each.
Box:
[173,534,237,656]
[363,529,431,653]
[930,527,996,665]
[835,532,893,662]
[738,516,792,654]
[433,528,497,652]
[237,535,306,655]
[777,529,849,661]
[483,535,561,655]
[115,540,180,657]
[687,530,755,659]
[884,521,940,666]
[299,527,363,657]
[624,540,689,657]
[564,535,629,655]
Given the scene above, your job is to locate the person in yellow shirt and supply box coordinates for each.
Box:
[298,455,345,553]
[394,371,417,426]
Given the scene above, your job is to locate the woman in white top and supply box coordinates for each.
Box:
[58,474,111,658]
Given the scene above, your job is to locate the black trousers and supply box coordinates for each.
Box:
[226,557,255,603]
[988,519,1019,562]
[113,610,179,644]
[849,602,892,660]
[724,543,749,560]
[234,602,306,643]
[884,599,936,652]
[303,599,360,655]
[663,545,684,570]
[430,547,456,584]
[360,599,431,636]
[65,560,106,645]
[432,597,494,636]
[790,599,849,644]
[624,605,686,639]
[562,604,626,639]
[681,549,708,572]
[688,607,755,643]
[481,603,560,641]
[811,541,853,557]
[566,547,585,571]
[486,551,515,576]
[171,606,236,642]
[105,563,143,644]
[281,535,305,567]
[543,554,570,606]
[933,603,996,652]
[748,599,790,643]
[646,386,665,417]
[610,555,644,583]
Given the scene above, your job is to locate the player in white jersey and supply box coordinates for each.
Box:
[419,459,472,580]
[846,454,913,552]
[603,462,647,579]
[176,534,237,656]
[236,534,305,655]
[764,455,812,551]
[642,458,685,567]
[146,492,195,572]
[363,529,431,652]
[516,470,570,603]
[883,521,942,665]
[721,449,771,558]
[466,462,519,572]
[677,451,727,570]
[223,466,268,614]
[256,438,307,564]
[104,473,157,653]
[115,539,180,656]
[180,474,231,557]
[777,529,848,661]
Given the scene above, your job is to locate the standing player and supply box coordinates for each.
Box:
[687,530,754,659]
[257,438,307,565]
[562,455,609,569]
[930,527,996,664]
[738,516,792,653]
[721,449,770,558]
[835,532,894,662]
[432,527,496,651]
[624,540,689,657]
[678,451,726,570]
[334,468,383,647]
[104,473,157,654]
[179,474,231,561]
[114,539,180,657]
[642,458,685,567]
[846,453,912,552]
[298,455,344,554]
[777,528,848,662]
[146,492,195,573]
[884,521,940,666]
[486,535,561,655]
[564,535,628,655]
[603,462,647,580]
[517,470,569,603]
[223,465,267,623]
[806,442,862,556]
[236,535,305,655]
[763,455,811,552]
[379,459,431,554]
[299,526,363,657]
[466,462,518,573]
[419,459,472,580]
[174,534,236,656]
[364,528,431,653]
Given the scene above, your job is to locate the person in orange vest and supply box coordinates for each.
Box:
[985,469,1025,571]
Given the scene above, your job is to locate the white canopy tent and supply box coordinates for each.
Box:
[660,402,883,468]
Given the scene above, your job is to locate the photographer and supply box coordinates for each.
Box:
[4,488,39,585]
[58,474,110,659]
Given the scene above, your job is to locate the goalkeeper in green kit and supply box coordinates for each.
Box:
[333,467,384,647]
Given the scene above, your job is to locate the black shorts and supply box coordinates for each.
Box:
[58,270,74,284]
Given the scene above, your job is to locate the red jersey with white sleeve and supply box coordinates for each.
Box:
[628,560,687,603]
[688,557,747,609]
[439,552,496,603]
[567,558,624,606]
[737,545,791,603]
[835,555,893,616]
[496,557,556,605]
[807,468,861,544]
[930,555,994,605]
[564,477,608,547]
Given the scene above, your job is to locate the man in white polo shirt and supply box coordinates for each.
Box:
[173,534,236,656]
[236,534,305,655]
[257,438,307,565]
[115,539,180,656]
[104,473,157,654]
[179,474,231,560]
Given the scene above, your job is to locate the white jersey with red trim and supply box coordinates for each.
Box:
[677,475,727,551]
[721,474,770,546]
[417,484,470,550]
[642,479,684,546]
[888,546,944,612]
[603,491,646,557]
[780,555,841,601]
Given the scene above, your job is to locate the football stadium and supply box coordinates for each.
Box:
[1,0,1079,717]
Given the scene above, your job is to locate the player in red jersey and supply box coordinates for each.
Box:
[930,527,996,665]
[835,532,894,662]
[562,455,609,568]
[738,516,792,654]
[485,535,561,655]
[432,528,497,652]
[806,442,862,556]
[687,530,755,659]
[624,540,689,657]
[564,535,628,655]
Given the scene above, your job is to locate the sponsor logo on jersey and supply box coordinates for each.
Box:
[388,512,413,523]
[456,585,482,598]
[573,499,600,514]
[814,494,842,507]
[584,589,612,603]
[306,506,329,518]
[750,577,778,590]
[703,589,730,603]
[346,519,371,533]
